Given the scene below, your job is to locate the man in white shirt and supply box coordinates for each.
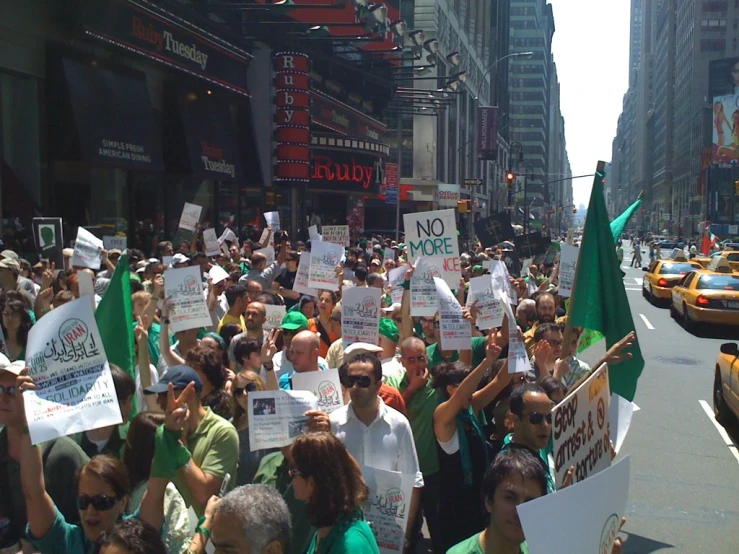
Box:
[379,317,403,380]
[272,312,329,381]
[330,353,423,551]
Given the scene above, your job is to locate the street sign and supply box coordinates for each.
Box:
[385,163,398,205]
[464,178,483,187]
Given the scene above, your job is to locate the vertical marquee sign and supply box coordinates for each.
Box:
[274,52,311,184]
[477,106,498,160]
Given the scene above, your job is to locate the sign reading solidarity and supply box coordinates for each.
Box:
[404,209,460,287]
[551,364,612,488]
[475,212,515,248]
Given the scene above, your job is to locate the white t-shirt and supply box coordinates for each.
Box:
[136,362,160,410]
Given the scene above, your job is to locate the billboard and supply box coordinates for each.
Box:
[709,57,739,164]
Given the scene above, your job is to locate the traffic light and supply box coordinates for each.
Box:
[506,172,515,189]
[457,199,470,213]
[735,180,739,195]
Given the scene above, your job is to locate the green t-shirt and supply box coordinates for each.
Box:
[253,452,312,554]
[172,408,239,517]
[304,510,379,554]
[385,372,441,476]
[426,336,487,370]
[447,532,530,554]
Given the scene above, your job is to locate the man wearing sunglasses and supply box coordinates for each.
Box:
[499,383,556,493]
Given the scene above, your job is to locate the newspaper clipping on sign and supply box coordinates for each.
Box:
[165,266,213,333]
[248,390,318,451]
[362,467,416,554]
[341,286,382,348]
[291,368,343,413]
[23,297,122,445]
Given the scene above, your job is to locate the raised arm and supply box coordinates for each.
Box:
[159,300,185,368]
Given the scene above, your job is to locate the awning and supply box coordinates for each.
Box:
[62,58,163,171]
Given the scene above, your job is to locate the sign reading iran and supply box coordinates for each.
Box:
[404,209,460,288]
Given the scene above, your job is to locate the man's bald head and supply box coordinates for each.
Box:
[290,331,320,372]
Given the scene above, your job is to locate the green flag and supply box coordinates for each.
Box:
[570,165,645,401]
[610,195,643,244]
[95,255,135,398]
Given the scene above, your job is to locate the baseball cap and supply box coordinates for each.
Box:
[0,353,25,376]
[144,365,203,395]
[370,259,381,266]
[0,250,19,261]
[0,258,20,274]
[344,342,383,361]
[171,253,190,266]
[108,249,122,258]
[280,311,309,331]
[63,248,74,258]
[379,317,400,344]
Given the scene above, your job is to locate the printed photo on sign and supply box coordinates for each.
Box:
[23,297,122,445]
[33,218,65,269]
[410,258,440,316]
[164,266,212,333]
[308,241,343,291]
[342,287,382,348]
[264,305,287,330]
[362,466,415,554]
[404,209,460,288]
[291,368,343,413]
[248,390,318,450]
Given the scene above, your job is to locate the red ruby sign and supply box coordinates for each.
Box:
[274,52,311,184]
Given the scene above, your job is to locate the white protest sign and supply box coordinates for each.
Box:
[518,456,630,554]
[504,302,531,374]
[23,297,122,445]
[384,247,395,261]
[77,270,96,311]
[259,228,271,246]
[387,266,407,306]
[410,257,440,316]
[322,225,350,247]
[72,227,103,270]
[264,305,287,330]
[291,368,343,413]
[491,259,517,307]
[609,393,636,455]
[208,265,229,285]
[404,209,460,288]
[467,275,504,330]
[362,466,415,554]
[218,226,237,245]
[552,364,611,488]
[202,229,221,257]
[294,252,318,297]
[308,225,321,241]
[436,183,461,208]
[255,246,275,266]
[264,211,281,231]
[434,277,471,351]
[164,266,212,333]
[178,202,202,231]
[558,243,579,298]
[342,286,382,348]
[248,390,318,450]
[102,236,127,251]
[308,241,343,291]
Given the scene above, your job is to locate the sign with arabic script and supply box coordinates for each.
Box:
[341,286,381,348]
[165,266,212,332]
[362,466,415,554]
[308,240,344,291]
[23,298,122,445]
[291,368,343,413]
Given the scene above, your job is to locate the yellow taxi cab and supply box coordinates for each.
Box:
[694,250,739,270]
[713,342,739,423]
[669,257,739,330]
[642,254,703,305]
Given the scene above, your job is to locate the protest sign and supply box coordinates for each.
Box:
[308,225,321,241]
[410,258,440,316]
[518,456,630,554]
[490,260,515,306]
[32,217,64,268]
[467,275,504,329]
[294,252,319,297]
[514,232,550,259]
[552,364,611,487]
[72,227,103,270]
[362,466,415,554]
[558,243,579,298]
[102,236,127,251]
[387,266,407,306]
[264,305,287,330]
[434,277,471,351]
[609,393,636,455]
[77,270,96,310]
[291,368,343,413]
[248,390,318,450]
[342,286,382,348]
[475,212,515,248]
[23,297,122,445]
[258,228,271,247]
[164,266,212,333]
[322,225,350,247]
[384,247,395,261]
[218,226,237,245]
[178,202,202,231]
[255,246,275,265]
[404,209,460,288]
[203,228,221,257]
[264,211,280,231]
[505,303,531,374]
[308,241,343,291]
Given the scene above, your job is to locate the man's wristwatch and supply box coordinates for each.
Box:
[263,361,274,371]
[163,317,171,325]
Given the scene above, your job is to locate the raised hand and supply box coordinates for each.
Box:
[604,332,636,366]
[261,329,281,363]
[134,314,150,345]
[164,381,196,435]
[484,333,503,363]
[41,262,55,290]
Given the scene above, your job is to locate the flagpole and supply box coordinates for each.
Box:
[562,161,606,358]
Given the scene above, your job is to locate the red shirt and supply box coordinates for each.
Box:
[379,383,407,416]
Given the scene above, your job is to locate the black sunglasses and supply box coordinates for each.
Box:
[77,494,119,511]
[233,382,259,396]
[0,384,17,397]
[526,412,553,425]
[341,374,373,389]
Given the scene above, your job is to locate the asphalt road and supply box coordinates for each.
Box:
[575,243,739,553]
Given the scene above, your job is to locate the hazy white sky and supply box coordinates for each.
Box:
[548,0,631,208]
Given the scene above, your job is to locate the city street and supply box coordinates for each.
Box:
[576,243,739,553]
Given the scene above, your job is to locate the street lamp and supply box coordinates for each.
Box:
[475,51,534,103]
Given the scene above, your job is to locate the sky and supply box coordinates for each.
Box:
[548,0,631,208]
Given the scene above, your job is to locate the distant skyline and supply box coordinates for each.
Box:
[548,0,630,209]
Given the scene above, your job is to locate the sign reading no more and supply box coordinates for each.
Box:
[403,209,460,288]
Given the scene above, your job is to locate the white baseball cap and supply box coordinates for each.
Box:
[344,342,383,362]
[0,353,25,376]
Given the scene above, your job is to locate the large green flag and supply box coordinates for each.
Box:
[610,194,643,244]
[570,165,645,401]
[95,255,135,393]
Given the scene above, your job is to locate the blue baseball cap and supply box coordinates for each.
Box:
[144,365,203,395]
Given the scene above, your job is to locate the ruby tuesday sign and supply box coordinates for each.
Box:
[311,149,386,194]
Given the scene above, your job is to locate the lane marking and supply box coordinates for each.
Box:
[638,314,655,329]
[634,277,643,285]
[698,400,739,465]
[625,287,641,291]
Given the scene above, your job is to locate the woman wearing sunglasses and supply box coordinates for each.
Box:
[232,370,275,486]
[289,432,379,554]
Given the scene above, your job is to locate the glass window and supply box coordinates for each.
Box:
[697,274,739,290]
[659,263,701,275]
